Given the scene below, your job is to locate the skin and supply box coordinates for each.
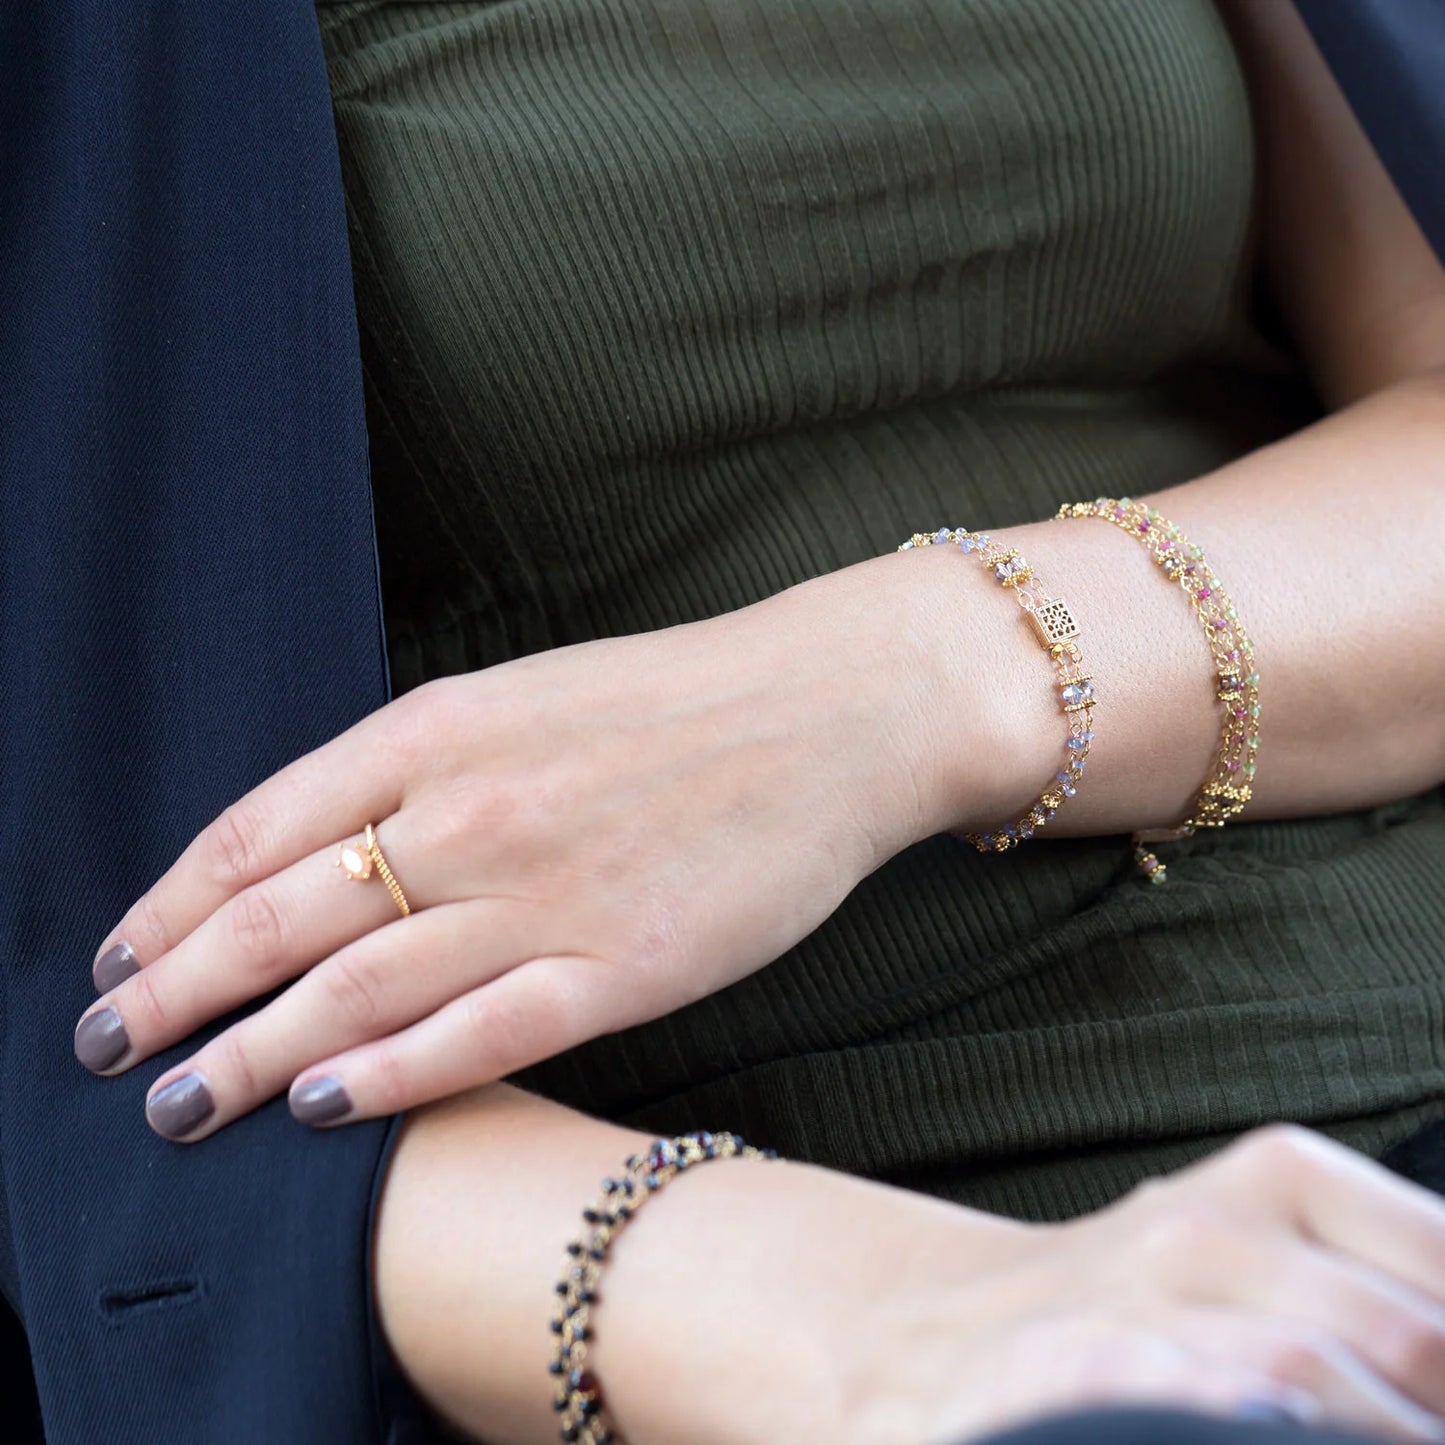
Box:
[69,2,1445,1439]
[375,1098,1445,1444]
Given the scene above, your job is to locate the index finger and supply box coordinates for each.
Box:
[91,698,414,987]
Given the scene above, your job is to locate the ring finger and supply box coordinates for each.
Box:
[139,898,553,1141]
[74,817,425,1077]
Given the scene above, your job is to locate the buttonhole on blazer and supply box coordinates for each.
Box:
[99,1275,203,1322]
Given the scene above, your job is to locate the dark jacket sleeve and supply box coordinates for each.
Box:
[0,2,413,1439]
[1293,0,1445,264]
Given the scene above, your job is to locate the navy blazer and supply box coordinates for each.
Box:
[0,1,1440,1441]
[1295,0,1445,263]
[0,2,410,1440]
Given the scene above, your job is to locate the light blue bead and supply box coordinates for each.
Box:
[934,527,951,543]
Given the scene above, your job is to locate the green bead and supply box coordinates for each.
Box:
[1245,671,1260,686]
[1188,545,1204,560]
[1247,736,1261,750]
[1244,761,1257,777]
[1118,496,1133,507]
[1168,524,1182,537]
[1249,703,1261,719]
[1225,606,1237,620]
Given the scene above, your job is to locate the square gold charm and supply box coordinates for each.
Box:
[1029,598,1081,646]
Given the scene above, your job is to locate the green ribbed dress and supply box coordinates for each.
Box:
[317,0,1445,1221]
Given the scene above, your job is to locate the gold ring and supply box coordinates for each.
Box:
[336,822,411,917]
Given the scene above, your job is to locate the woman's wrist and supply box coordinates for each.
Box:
[859,511,1221,848]
[814,541,1061,846]
[574,1144,1040,1444]
[373,1083,1040,1445]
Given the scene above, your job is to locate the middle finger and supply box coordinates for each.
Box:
[141,896,544,1140]
[73,820,426,1076]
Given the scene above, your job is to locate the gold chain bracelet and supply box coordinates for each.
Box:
[1058,498,1260,882]
[899,527,1095,851]
[549,1132,776,1444]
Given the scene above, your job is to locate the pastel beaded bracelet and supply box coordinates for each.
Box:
[548,1132,776,1444]
[898,527,1095,852]
[1058,498,1260,882]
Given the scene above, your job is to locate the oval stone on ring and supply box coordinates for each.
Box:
[337,842,373,880]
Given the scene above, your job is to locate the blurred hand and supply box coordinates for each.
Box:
[374,1114,1445,1444]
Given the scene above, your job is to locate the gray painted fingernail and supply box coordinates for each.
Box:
[93,940,139,993]
[75,1007,130,1072]
[290,1075,353,1126]
[147,1074,215,1139]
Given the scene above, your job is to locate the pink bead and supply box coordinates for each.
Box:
[1114,507,1127,519]
[1229,649,1240,661]
[1234,709,1246,718]
[1138,520,1150,532]
[1212,618,1227,629]
[1228,760,1241,772]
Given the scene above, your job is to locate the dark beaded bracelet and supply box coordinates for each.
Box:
[548,1131,776,1444]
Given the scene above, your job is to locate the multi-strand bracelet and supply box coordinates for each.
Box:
[1058,497,1260,882]
[548,1132,776,1444]
[899,527,1095,851]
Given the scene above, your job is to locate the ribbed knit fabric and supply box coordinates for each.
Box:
[317,0,1445,1221]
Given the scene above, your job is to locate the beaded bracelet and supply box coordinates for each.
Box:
[548,1132,776,1444]
[1058,498,1260,883]
[899,527,1095,852]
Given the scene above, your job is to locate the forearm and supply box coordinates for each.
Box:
[882,371,1445,842]
[373,1085,1033,1445]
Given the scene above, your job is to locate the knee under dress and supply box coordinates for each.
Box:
[317,0,1445,1223]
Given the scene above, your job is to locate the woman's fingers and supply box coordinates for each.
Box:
[1167,1215,1445,1421]
[1155,1306,1442,1443]
[287,954,622,1126]
[137,899,551,1140]
[1218,1127,1445,1311]
[75,824,421,1076]
[88,691,429,983]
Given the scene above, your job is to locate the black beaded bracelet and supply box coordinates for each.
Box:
[548,1132,776,1444]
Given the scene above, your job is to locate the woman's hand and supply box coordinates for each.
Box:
[924,1126,1445,1444]
[73,547,999,1140]
[377,1109,1445,1444]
